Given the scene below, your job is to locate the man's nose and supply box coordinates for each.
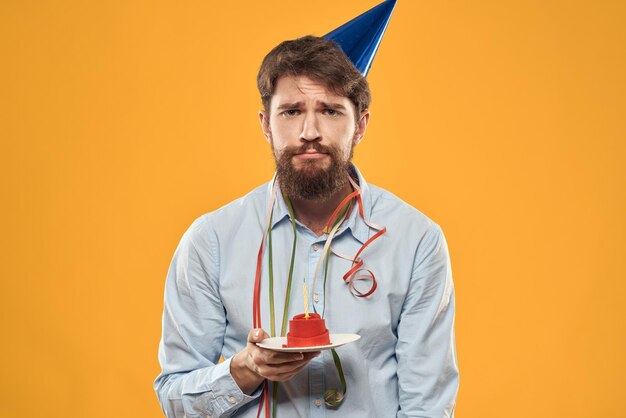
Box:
[300,112,321,142]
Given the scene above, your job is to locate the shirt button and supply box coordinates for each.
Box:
[228,396,236,404]
[314,399,322,407]
[312,244,319,251]
[313,293,320,302]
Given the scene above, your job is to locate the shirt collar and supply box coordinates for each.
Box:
[266,165,372,245]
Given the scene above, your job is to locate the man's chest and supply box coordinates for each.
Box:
[217,226,414,355]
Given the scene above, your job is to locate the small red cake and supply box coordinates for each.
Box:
[286,313,331,347]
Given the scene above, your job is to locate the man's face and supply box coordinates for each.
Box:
[259,75,369,200]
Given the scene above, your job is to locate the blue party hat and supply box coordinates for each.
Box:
[324,0,397,77]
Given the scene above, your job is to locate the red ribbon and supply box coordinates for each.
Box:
[252,176,386,418]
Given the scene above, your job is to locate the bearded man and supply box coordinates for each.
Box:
[155,36,459,418]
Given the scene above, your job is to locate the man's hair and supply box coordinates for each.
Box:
[257,35,371,118]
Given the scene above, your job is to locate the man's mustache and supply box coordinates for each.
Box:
[284,142,334,156]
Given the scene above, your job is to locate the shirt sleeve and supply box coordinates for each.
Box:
[154,216,261,417]
[396,224,459,418]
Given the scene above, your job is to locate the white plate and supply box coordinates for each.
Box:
[256,333,361,352]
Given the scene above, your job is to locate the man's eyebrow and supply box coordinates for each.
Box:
[275,101,348,110]
[319,102,347,110]
[276,102,303,110]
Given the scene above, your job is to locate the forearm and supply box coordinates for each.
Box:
[155,217,262,417]
[156,357,261,418]
[229,328,319,395]
[231,350,264,395]
[397,224,459,417]
[396,306,458,418]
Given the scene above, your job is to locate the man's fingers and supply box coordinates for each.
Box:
[258,349,321,366]
[271,361,310,381]
[302,351,321,361]
[252,351,322,380]
[243,328,322,382]
[256,357,311,380]
[247,328,269,343]
[252,348,304,365]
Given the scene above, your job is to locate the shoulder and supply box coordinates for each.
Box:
[365,182,447,265]
[366,185,450,281]
[182,182,269,246]
[367,183,440,234]
[203,183,267,222]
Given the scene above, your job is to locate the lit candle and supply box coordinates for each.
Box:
[303,280,310,319]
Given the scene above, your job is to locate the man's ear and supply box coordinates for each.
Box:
[353,111,370,145]
[259,110,271,144]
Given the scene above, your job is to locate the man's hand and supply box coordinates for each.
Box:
[231,328,320,395]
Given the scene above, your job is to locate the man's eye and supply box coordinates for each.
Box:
[323,108,341,116]
[282,109,300,117]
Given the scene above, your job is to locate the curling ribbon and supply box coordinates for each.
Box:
[253,181,271,418]
[253,174,386,417]
[312,176,386,304]
[254,178,299,418]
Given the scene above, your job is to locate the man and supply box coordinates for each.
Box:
[155,35,458,417]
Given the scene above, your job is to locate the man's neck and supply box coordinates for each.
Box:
[288,181,354,237]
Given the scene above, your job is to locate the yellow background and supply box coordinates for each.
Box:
[1,0,625,417]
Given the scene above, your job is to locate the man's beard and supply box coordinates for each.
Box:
[274,142,353,201]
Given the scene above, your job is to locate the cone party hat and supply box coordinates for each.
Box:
[324,0,398,77]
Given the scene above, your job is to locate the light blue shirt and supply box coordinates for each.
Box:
[155,166,458,417]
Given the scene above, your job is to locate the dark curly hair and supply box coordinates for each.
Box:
[257,35,371,120]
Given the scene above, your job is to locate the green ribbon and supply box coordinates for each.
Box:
[324,348,347,407]
[267,192,350,417]
[269,195,298,418]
